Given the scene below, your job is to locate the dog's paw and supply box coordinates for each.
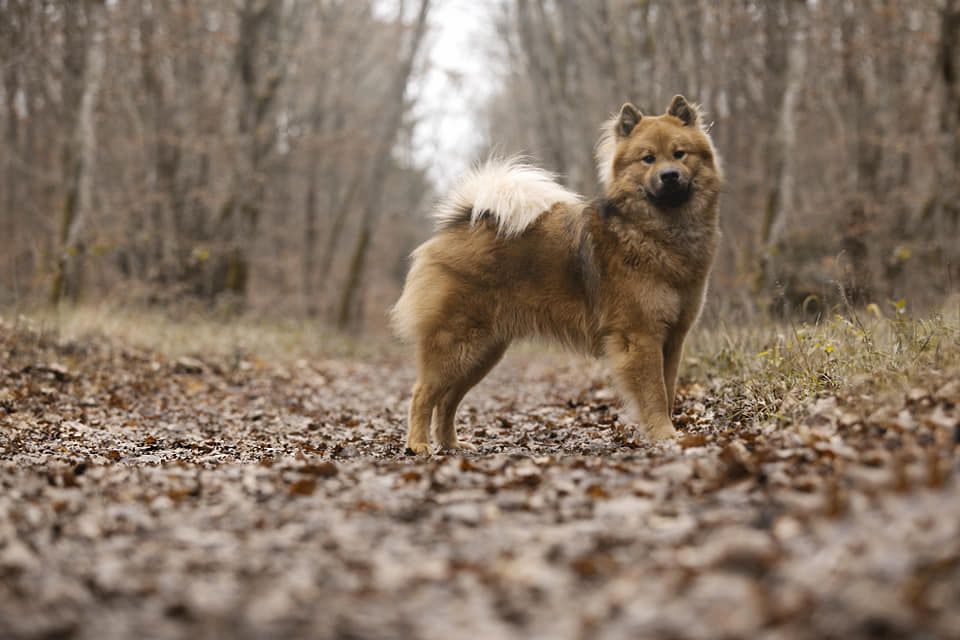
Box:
[642,421,677,441]
[437,439,478,453]
[404,442,432,456]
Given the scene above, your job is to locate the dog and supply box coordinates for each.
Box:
[392,95,722,454]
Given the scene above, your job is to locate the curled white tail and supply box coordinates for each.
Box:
[434,158,582,237]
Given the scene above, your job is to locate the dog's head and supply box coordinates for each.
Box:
[596,95,721,209]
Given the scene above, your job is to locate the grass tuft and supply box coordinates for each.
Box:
[687,299,960,425]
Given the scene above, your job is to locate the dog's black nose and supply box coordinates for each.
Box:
[660,169,680,184]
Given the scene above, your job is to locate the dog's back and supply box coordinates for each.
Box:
[391,158,585,345]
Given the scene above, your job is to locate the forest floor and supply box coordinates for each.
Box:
[1,307,959,639]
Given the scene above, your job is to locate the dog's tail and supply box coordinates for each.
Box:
[433,157,582,238]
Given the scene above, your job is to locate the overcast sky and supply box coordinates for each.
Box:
[410,0,499,191]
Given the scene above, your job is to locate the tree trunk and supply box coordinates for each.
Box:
[514,0,567,176]
[337,225,370,328]
[303,160,319,317]
[211,0,294,304]
[52,0,105,305]
[137,0,182,284]
[2,48,20,260]
[935,0,960,228]
[336,0,431,331]
[317,172,362,288]
[839,1,879,304]
[755,0,806,304]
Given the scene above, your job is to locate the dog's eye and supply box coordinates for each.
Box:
[642,155,656,164]
[673,150,686,160]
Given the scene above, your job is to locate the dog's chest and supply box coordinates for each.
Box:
[620,274,684,324]
[599,244,710,331]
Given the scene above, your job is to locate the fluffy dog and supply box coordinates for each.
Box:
[392,95,722,454]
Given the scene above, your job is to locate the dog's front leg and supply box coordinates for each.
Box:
[662,328,688,416]
[606,333,676,440]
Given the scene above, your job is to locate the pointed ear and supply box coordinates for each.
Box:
[667,94,699,127]
[616,103,642,138]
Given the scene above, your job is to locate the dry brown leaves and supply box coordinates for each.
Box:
[1,324,958,639]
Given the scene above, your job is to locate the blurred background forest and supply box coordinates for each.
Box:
[1,0,958,332]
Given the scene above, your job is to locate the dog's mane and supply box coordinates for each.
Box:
[594,113,621,190]
[434,157,583,238]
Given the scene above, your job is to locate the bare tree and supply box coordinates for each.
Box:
[932,0,960,234]
[1,0,957,326]
[756,0,808,301]
[336,0,432,330]
[51,0,106,304]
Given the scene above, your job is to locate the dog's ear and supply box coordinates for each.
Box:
[616,103,642,138]
[667,95,699,127]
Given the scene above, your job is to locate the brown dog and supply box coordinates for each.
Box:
[392,95,722,454]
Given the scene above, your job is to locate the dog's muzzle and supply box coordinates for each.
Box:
[646,177,691,208]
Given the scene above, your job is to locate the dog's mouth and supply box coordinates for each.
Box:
[645,184,692,208]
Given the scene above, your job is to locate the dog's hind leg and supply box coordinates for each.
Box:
[433,341,508,451]
[406,331,504,455]
[406,376,443,455]
[405,333,450,455]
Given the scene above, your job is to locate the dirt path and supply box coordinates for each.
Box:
[1,324,959,639]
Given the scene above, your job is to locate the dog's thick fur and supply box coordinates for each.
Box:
[393,96,722,454]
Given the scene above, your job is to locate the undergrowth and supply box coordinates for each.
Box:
[688,299,960,425]
[5,299,959,429]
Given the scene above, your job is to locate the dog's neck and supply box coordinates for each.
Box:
[593,192,720,280]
